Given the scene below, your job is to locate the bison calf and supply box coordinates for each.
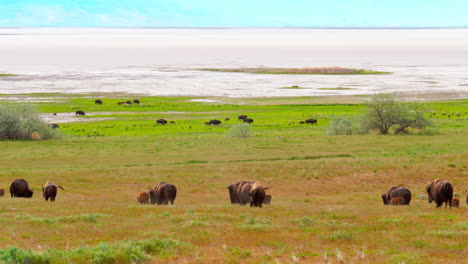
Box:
[263,194,272,205]
[451,197,460,208]
[0,188,4,197]
[137,192,150,204]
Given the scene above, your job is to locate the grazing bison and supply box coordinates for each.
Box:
[236,181,254,205]
[75,110,85,116]
[42,181,64,202]
[263,194,272,205]
[53,113,57,116]
[170,121,175,124]
[225,118,230,121]
[50,123,59,129]
[156,119,168,125]
[117,102,126,105]
[137,192,150,204]
[133,99,140,104]
[207,119,221,125]
[249,181,268,207]
[95,99,103,105]
[426,179,453,208]
[243,118,254,124]
[10,179,33,198]
[149,182,177,205]
[451,197,459,208]
[381,186,411,205]
[126,100,132,105]
[305,118,317,124]
[227,184,239,204]
[0,188,4,197]
[390,197,406,205]
[238,115,248,120]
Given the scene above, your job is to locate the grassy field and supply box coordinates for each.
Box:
[199,67,390,75]
[0,94,466,263]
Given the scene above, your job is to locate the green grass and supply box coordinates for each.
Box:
[0,74,17,77]
[199,67,391,75]
[318,87,355,90]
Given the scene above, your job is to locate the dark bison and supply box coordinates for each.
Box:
[390,197,406,205]
[10,179,33,198]
[95,99,103,105]
[42,181,64,202]
[451,197,459,208]
[263,194,272,205]
[75,110,85,116]
[137,192,149,204]
[227,184,238,204]
[249,181,268,208]
[156,119,168,125]
[126,100,132,105]
[205,119,221,126]
[117,102,126,105]
[225,118,230,121]
[133,99,140,104]
[149,182,177,205]
[243,118,254,124]
[299,121,305,124]
[426,179,453,208]
[238,115,248,120]
[381,186,411,205]
[305,118,317,124]
[50,123,59,129]
[0,188,4,197]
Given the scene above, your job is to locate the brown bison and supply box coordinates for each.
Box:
[50,123,59,129]
[426,179,453,208]
[451,197,459,208]
[299,121,305,124]
[227,183,239,204]
[390,197,406,205]
[133,99,140,104]
[263,194,271,205]
[225,118,230,121]
[243,118,254,124]
[126,100,132,105]
[95,99,103,104]
[206,119,221,125]
[238,115,248,120]
[42,181,64,202]
[137,192,150,204]
[249,181,268,208]
[0,188,4,197]
[305,118,317,124]
[75,110,85,116]
[156,119,168,125]
[117,102,126,105]
[381,186,411,205]
[10,179,33,198]
[169,121,175,124]
[237,181,254,205]
[149,182,177,205]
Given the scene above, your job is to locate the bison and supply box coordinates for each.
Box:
[466,190,468,205]
[238,115,248,120]
[149,182,177,205]
[426,179,453,208]
[117,102,126,105]
[95,99,103,105]
[263,194,272,205]
[42,181,64,202]
[243,118,254,124]
[126,100,132,105]
[205,119,221,126]
[170,121,175,124]
[156,119,168,125]
[249,181,268,208]
[390,197,406,205]
[451,197,460,208]
[50,123,59,129]
[225,118,230,121]
[299,121,305,124]
[0,188,4,197]
[75,110,85,116]
[10,179,33,198]
[227,184,239,204]
[133,99,140,104]
[137,192,150,204]
[305,118,317,124]
[381,186,411,205]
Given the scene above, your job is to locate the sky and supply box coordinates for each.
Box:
[0,0,467,28]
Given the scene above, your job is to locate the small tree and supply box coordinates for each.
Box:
[0,104,58,140]
[360,94,431,135]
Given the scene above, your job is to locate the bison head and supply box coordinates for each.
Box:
[426,184,433,203]
[381,194,388,205]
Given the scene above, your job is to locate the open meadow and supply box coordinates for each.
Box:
[0,94,466,264]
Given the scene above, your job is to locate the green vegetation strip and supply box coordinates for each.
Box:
[0,238,188,264]
[199,67,390,75]
[0,74,17,77]
[171,154,352,165]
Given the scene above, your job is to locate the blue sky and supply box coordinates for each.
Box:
[0,0,467,27]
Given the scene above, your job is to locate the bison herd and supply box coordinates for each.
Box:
[1,178,465,209]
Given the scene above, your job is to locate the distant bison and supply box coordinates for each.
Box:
[299,121,305,124]
[10,179,33,198]
[249,181,268,208]
[390,197,406,205]
[0,188,4,197]
[126,100,132,105]
[95,99,103,105]
[263,194,272,205]
[238,115,248,120]
[466,190,468,205]
[426,179,453,208]
[305,119,317,124]
[451,197,459,208]
[117,102,126,105]
[50,123,59,129]
[157,119,168,125]
[42,181,64,202]
[225,118,230,121]
[206,119,221,126]
[149,182,177,205]
[169,121,175,124]
[381,186,411,205]
[137,192,150,204]
[133,99,140,104]
[243,118,254,124]
[75,110,85,116]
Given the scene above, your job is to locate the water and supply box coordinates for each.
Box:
[0,27,467,98]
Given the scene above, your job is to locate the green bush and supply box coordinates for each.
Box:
[0,104,59,140]
[326,118,354,135]
[225,124,253,138]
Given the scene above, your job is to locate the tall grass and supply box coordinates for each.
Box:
[326,118,354,135]
[225,124,253,138]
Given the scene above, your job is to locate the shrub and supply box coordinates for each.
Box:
[326,118,354,135]
[0,104,59,140]
[225,124,253,138]
[360,94,432,135]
